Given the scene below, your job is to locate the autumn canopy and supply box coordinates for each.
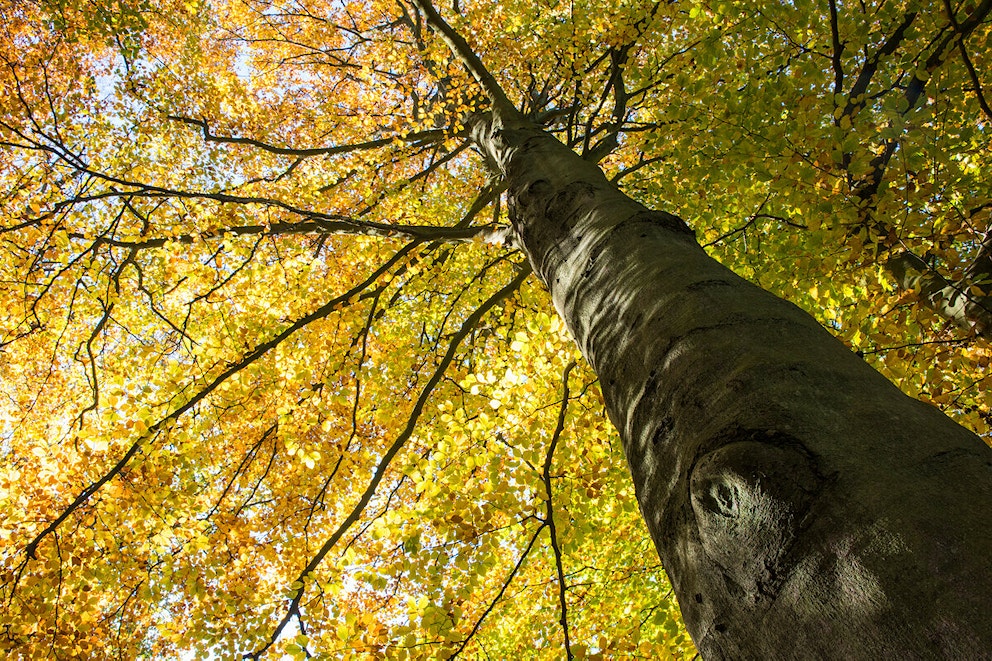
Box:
[1,0,990,658]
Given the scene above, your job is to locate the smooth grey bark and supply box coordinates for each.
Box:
[472,114,992,659]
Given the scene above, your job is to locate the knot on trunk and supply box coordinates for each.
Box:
[690,436,821,603]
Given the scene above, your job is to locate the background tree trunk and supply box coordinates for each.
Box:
[473,114,992,659]
[886,250,992,339]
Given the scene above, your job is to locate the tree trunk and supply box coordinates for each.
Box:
[472,114,992,659]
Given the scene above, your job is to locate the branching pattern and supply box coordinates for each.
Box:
[0,0,989,658]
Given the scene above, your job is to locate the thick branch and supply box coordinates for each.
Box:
[887,250,992,337]
[827,0,844,94]
[407,0,520,119]
[66,217,488,250]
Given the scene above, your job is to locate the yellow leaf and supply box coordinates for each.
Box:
[85,438,108,452]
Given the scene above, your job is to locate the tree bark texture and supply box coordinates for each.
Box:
[472,115,992,660]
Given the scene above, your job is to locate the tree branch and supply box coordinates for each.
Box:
[407,0,520,119]
[245,265,531,659]
[542,360,577,660]
[449,521,546,659]
[16,242,422,575]
[168,115,446,157]
[827,0,844,95]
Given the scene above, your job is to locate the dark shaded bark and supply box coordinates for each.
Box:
[472,114,992,659]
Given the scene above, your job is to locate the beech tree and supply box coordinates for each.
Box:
[1,0,990,658]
